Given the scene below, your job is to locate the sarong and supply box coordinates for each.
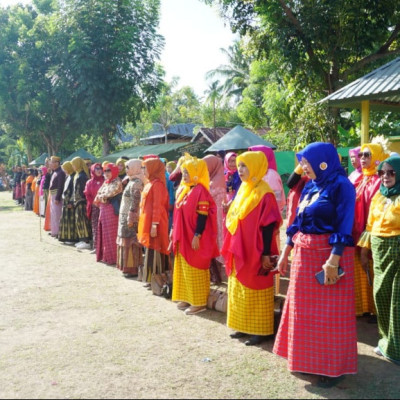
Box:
[354,248,376,315]
[96,203,118,265]
[50,194,62,236]
[116,237,143,275]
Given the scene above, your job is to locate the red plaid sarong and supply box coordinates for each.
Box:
[96,203,119,265]
[273,232,358,377]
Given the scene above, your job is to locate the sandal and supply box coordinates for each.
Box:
[316,375,345,388]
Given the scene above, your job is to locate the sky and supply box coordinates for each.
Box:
[1,0,237,99]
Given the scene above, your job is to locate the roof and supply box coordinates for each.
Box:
[140,123,197,142]
[98,142,188,163]
[319,57,400,111]
[62,148,97,162]
[191,127,231,144]
[205,125,276,152]
[29,153,48,166]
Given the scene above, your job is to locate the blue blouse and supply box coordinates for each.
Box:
[286,173,355,255]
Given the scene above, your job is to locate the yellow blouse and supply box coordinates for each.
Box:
[358,191,400,248]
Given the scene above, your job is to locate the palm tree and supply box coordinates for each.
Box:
[204,80,223,136]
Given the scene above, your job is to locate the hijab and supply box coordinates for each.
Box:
[224,152,237,180]
[226,151,273,235]
[105,163,119,183]
[89,163,104,182]
[143,157,166,185]
[116,157,126,176]
[203,154,226,191]
[296,142,346,189]
[378,156,400,197]
[62,161,74,176]
[349,146,361,170]
[248,145,278,171]
[126,159,145,184]
[360,143,389,176]
[71,157,89,180]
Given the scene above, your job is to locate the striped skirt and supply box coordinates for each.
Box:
[227,266,274,336]
[116,237,143,275]
[172,249,210,307]
[91,205,100,249]
[371,235,400,363]
[58,204,78,242]
[50,194,62,236]
[96,203,119,265]
[273,232,358,377]
[74,201,92,241]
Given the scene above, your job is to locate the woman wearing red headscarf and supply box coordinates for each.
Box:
[138,157,170,286]
[94,163,122,265]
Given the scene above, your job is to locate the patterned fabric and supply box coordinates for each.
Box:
[227,267,274,336]
[142,248,169,283]
[273,232,358,377]
[172,249,210,307]
[116,238,143,275]
[73,172,91,241]
[58,174,77,242]
[91,205,100,249]
[96,203,119,265]
[371,235,400,363]
[43,191,51,231]
[354,250,376,315]
[50,194,63,236]
[210,187,225,263]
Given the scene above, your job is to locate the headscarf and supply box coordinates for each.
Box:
[349,146,361,170]
[116,157,126,176]
[378,156,400,197]
[360,143,389,176]
[62,161,74,176]
[71,157,89,180]
[104,163,119,183]
[166,161,177,171]
[90,163,104,182]
[203,154,226,191]
[143,157,166,185]
[248,145,278,171]
[226,151,273,235]
[126,159,145,184]
[224,152,237,178]
[102,161,110,168]
[296,142,346,189]
[177,154,210,204]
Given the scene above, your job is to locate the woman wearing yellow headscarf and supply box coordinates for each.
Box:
[71,157,92,249]
[171,155,219,315]
[352,142,389,318]
[221,151,282,346]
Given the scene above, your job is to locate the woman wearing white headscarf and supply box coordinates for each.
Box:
[116,159,145,277]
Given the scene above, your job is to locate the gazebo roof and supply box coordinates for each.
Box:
[320,57,400,112]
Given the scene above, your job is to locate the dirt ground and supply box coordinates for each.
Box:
[0,190,399,399]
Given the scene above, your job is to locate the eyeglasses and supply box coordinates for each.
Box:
[104,169,111,173]
[94,167,102,171]
[358,152,371,159]
[378,169,396,177]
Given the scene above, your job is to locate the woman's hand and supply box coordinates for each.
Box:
[323,254,341,285]
[191,235,200,250]
[150,224,157,238]
[360,247,370,274]
[277,244,292,276]
[261,255,273,272]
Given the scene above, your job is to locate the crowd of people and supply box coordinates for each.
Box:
[10,140,400,388]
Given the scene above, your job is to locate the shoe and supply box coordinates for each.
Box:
[184,306,206,315]
[63,241,75,245]
[143,283,151,288]
[74,241,84,247]
[374,346,383,356]
[245,335,266,346]
[89,249,96,254]
[230,331,247,339]
[76,242,91,250]
[316,375,345,388]
[177,302,190,311]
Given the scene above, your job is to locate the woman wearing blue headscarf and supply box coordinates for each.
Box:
[273,142,357,388]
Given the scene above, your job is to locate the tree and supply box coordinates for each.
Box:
[204,80,223,135]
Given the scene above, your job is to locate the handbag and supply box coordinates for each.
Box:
[207,289,227,313]
[150,250,173,296]
[110,193,122,216]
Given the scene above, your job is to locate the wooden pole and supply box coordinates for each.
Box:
[361,100,370,145]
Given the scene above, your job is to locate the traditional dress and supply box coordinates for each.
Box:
[84,163,105,251]
[274,142,357,378]
[348,146,362,184]
[171,156,219,309]
[95,164,122,265]
[24,171,35,211]
[222,151,282,337]
[358,156,400,365]
[14,169,22,204]
[32,174,40,215]
[138,158,170,283]
[116,159,145,276]
[224,152,241,202]
[352,143,388,316]
[49,161,66,237]
[39,167,47,217]
[58,162,77,243]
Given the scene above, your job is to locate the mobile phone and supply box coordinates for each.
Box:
[315,266,345,285]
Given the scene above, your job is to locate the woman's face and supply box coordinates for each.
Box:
[350,155,358,169]
[126,164,135,178]
[359,147,372,169]
[166,165,173,174]
[143,165,149,179]
[182,168,190,184]
[300,157,317,180]
[237,161,250,182]
[94,166,103,177]
[118,162,124,172]
[379,163,396,188]
[228,155,237,171]
[103,168,112,180]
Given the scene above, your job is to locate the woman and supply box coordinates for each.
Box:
[171,155,219,315]
[224,152,241,203]
[138,157,170,287]
[222,151,282,345]
[248,145,286,213]
[32,169,41,216]
[352,143,388,317]
[348,146,362,184]
[39,166,48,217]
[116,159,145,277]
[358,156,400,365]
[84,163,105,254]
[116,157,128,187]
[94,163,122,265]
[203,154,227,283]
[274,142,357,388]
[58,161,78,244]
[71,157,92,250]
[24,169,35,211]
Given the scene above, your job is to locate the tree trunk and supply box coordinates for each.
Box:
[102,131,111,156]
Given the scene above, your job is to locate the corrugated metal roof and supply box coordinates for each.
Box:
[141,123,197,142]
[320,57,400,111]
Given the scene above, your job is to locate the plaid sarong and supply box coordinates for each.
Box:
[96,203,119,265]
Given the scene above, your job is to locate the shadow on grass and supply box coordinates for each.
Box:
[0,204,23,212]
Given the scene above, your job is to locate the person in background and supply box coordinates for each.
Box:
[222,151,282,346]
[216,150,226,164]
[71,157,92,250]
[223,152,241,204]
[171,155,219,315]
[24,168,35,211]
[348,146,362,184]
[20,165,27,206]
[248,145,286,213]
[39,166,48,217]
[84,158,93,170]
[116,158,128,188]
[14,166,22,205]
[138,157,170,288]
[116,159,145,277]
[161,158,175,231]
[84,163,105,254]
[58,161,77,245]
[274,142,357,388]
[169,156,184,189]
[358,156,400,366]
[94,163,123,265]
[32,168,41,216]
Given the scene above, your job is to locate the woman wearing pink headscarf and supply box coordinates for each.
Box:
[248,145,286,213]
[39,166,48,217]
[348,146,362,184]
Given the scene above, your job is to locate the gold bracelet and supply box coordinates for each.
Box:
[324,262,338,269]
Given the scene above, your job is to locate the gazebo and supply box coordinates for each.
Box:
[319,57,400,146]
